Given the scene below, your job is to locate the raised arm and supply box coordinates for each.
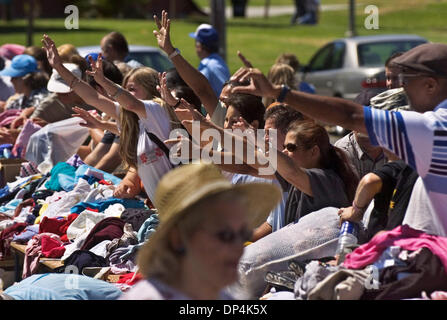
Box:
[72,106,120,135]
[175,103,313,193]
[42,34,118,120]
[231,67,367,134]
[153,10,218,116]
[86,54,147,119]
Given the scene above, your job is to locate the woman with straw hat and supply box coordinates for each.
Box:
[120,162,281,300]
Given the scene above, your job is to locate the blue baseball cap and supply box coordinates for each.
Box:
[188,24,219,47]
[84,52,99,63]
[0,54,37,78]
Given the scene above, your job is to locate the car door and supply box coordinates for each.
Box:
[303,42,345,97]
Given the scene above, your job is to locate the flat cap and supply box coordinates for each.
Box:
[391,43,447,77]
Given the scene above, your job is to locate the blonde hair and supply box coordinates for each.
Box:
[119,67,181,169]
[275,53,300,73]
[267,63,297,88]
[265,63,298,107]
[57,44,79,63]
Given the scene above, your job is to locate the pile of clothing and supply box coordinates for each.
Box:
[0,154,159,293]
[260,225,447,300]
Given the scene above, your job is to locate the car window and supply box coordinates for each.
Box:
[127,52,173,72]
[357,40,427,67]
[329,42,345,69]
[308,44,333,72]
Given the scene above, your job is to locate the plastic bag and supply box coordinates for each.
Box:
[225,207,341,299]
[24,117,89,173]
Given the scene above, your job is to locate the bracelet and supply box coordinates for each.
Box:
[69,77,80,90]
[277,84,290,103]
[168,48,181,60]
[112,86,123,99]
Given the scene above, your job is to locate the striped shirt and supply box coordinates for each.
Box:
[364,99,447,235]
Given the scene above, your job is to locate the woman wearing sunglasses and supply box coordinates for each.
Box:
[120,163,281,300]
[277,120,358,225]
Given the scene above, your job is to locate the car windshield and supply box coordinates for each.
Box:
[127,52,173,72]
[357,40,426,67]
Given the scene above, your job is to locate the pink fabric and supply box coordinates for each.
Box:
[12,119,42,158]
[0,44,25,60]
[343,225,447,273]
[0,109,21,127]
[23,233,63,278]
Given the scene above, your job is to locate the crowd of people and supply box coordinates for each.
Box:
[0,9,447,301]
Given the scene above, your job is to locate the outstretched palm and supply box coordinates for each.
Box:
[41,34,62,68]
[86,54,106,84]
[153,10,174,53]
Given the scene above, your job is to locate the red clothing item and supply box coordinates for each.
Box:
[0,222,27,259]
[117,272,143,286]
[39,214,78,239]
[343,225,447,273]
[41,235,65,258]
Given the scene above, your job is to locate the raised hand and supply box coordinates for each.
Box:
[153,10,175,54]
[85,53,106,84]
[41,34,62,68]
[230,67,277,98]
[237,51,254,68]
[157,72,178,107]
[72,106,103,130]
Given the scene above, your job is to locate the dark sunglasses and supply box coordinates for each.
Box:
[283,143,299,152]
[214,227,253,244]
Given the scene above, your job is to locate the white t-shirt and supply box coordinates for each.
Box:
[364,99,447,235]
[402,177,445,236]
[137,101,173,203]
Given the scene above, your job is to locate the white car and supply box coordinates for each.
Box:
[300,34,428,101]
[76,45,173,72]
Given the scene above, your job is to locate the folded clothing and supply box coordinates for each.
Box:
[12,224,39,243]
[56,250,108,274]
[80,217,125,251]
[44,162,77,191]
[0,222,28,259]
[39,214,78,238]
[121,208,155,232]
[70,198,145,215]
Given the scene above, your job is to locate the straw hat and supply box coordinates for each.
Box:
[139,163,281,264]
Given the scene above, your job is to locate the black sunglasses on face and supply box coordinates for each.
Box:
[283,143,299,152]
[214,227,253,244]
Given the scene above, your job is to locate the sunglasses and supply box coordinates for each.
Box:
[283,143,299,152]
[213,227,253,244]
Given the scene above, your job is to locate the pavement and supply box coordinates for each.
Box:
[202,4,361,18]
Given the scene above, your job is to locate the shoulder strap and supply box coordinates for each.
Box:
[145,130,170,159]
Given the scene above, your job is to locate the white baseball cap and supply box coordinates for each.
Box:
[47,63,82,93]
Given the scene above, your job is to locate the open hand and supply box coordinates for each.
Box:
[85,53,106,84]
[157,72,178,107]
[231,67,277,98]
[72,106,104,130]
[42,34,62,68]
[153,10,175,55]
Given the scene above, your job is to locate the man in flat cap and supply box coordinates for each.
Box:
[231,42,447,236]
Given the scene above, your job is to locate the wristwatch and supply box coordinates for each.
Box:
[169,48,181,59]
[277,84,290,103]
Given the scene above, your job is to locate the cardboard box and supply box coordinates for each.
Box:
[0,158,25,188]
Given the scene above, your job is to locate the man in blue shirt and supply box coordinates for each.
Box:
[189,24,230,97]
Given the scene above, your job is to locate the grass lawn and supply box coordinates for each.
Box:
[0,0,446,74]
